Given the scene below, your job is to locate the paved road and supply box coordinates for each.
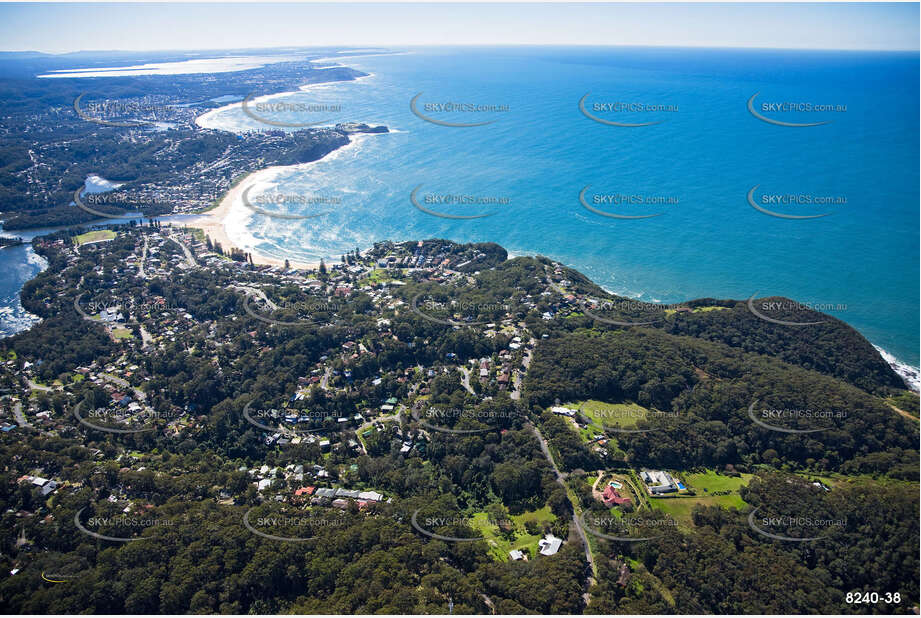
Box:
[355,408,403,454]
[138,235,148,278]
[511,349,532,401]
[100,373,145,401]
[458,367,475,395]
[26,380,52,392]
[527,421,595,594]
[12,401,31,429]
[168,235,196,267]
[139,325,153,348]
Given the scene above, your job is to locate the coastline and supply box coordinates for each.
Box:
[184,66,382,270]
[8,55,919,388]
[180,167,322,271]
[194,70,377,130]
[180,127,383,271]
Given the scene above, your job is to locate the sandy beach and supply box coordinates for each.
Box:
[182,169,321,271]
[186,70,382,273]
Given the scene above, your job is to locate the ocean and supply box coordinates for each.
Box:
[196,46,919,369]
[0,240,46,339]
[2,46,917,381]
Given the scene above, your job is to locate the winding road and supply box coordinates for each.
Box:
[26,379,53,393]
[527,421,595,602]
[100,373,145,401]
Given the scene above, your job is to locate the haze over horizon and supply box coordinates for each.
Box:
[0,2,918,54]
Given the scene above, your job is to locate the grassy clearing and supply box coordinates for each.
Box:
[665,305,729,316]
[74,230,116,246]
[362,269,395,285]
[643,469,752,529]
[470,506,557,562]
[112,328,134,340]
[572,400,649,429]
[650,493,747,528]
[684,470,753,493]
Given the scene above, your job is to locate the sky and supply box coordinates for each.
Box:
[0,2,918,53]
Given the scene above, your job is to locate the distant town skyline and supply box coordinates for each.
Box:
[0,2,918,54]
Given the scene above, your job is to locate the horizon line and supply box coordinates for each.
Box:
[4,42,919,55]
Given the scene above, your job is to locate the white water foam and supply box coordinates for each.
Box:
[874,345,920,392]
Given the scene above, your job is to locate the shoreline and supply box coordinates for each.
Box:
[185,66,382,270]
[195,70,377,130]
[179,128,382,271]
[17,56,921,388]
[180,167,322,271]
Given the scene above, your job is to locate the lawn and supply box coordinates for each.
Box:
[684,470,753,494]
[650,493,747,528]
[573,400,650,429]
[647,469,753,529]
[362,268,395,284]
[112,328,134,340]
[665,305,729,316]
[469,506,557,561]
[74,230,116,246]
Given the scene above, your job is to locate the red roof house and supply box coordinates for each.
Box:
[603,485,632,507]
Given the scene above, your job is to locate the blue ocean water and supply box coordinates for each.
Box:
[0,208,148,338]
[0,239,46,338]
[199,47,919,367]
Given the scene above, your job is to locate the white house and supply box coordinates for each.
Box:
[538,534,562,556]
